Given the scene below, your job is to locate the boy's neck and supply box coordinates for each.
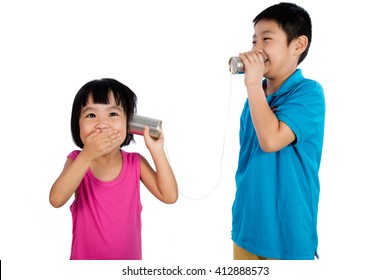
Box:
[264,68,297,96]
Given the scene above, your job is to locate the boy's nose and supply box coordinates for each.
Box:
[252,45,263,51]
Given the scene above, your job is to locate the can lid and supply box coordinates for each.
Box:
[228,57,240,74]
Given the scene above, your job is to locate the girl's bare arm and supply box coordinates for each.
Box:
[140,127,178,204]
[49,153,91,208]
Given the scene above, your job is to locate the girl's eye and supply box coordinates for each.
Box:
[86,113,95,118]
[109,112,119,117]
[252,41,257,45]
[264,37,271,41]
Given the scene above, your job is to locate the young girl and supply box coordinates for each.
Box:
[49,78,178,260]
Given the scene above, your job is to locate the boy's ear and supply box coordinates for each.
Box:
[294,35,309,56]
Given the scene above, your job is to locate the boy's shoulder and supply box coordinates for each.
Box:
[283,69,324,96]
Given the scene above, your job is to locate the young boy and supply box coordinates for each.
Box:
[231,3,325,260]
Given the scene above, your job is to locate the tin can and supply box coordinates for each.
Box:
[128,115,162,139]
[228,56,244,74]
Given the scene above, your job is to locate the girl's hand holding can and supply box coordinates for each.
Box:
[143,126,164,154]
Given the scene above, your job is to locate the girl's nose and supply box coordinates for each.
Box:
[96,122,110,130]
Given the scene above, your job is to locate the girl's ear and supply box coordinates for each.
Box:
[294,35,308,56]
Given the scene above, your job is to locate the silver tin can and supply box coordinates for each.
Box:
[128,115,162,139]
[228,56,244,74]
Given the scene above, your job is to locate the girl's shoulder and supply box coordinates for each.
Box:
[67,150,81,160]
[121,150,140,157]
[121,150,141,164]
[66,150,141,163]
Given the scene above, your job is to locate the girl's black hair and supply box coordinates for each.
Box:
[70,78,137,148]
[253,2,312,64]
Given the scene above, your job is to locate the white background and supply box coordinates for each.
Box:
[1,0,389,279]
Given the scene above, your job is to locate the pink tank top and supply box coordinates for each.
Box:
[68,150,142,260]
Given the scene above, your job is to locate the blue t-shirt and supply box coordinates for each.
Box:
[232,69,325,260]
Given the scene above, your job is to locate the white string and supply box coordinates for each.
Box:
[164,74,234,201]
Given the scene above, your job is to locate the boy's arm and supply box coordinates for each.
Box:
[140,127,178,204]
[240,51,295,152]
[246,84,295,152]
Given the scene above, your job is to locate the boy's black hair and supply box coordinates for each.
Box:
[253,2,312,64]
[70,78,137,148]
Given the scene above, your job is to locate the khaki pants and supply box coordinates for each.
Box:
[233,242,277,260]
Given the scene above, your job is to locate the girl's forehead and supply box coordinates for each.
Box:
[85,90,118,105]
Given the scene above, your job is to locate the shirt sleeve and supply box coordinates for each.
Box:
[275,80,325,145]
[68,150,81,160]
